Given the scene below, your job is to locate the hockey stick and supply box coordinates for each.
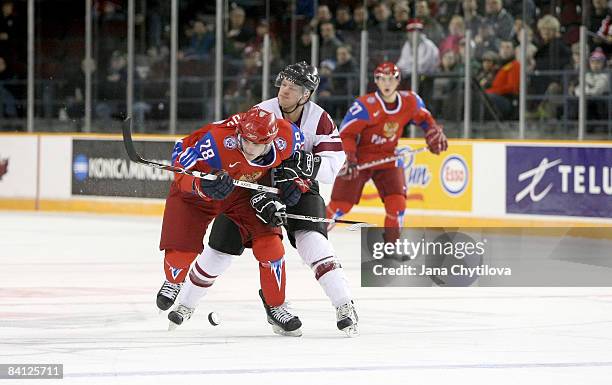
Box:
[122,117,280,194]
[277,213,373,231]
[337,146,428,176]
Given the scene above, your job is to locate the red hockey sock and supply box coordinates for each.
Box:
[164,249,198,283]
[326,201,353,219]
[259,258,286,307]
[383,194,406,243]
[253,235,285,307]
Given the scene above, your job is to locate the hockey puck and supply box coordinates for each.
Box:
[208,311,220,326]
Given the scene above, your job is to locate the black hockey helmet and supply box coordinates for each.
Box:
[274,61,320,92]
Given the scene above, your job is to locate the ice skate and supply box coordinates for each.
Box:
[258,290,302,337]
[167,304,194,331]
[336,301,359,337]
[156,280,183,312]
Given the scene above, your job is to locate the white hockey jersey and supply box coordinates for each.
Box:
[256,98,346,184]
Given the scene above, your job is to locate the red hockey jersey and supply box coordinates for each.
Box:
[171,113,304,194]
[339,90,436,169]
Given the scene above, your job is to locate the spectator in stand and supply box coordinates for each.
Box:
[485,40,520,119]
[462,0,484,36]
[457,36,480,73]
[396,19,440,75]
[434,49,464,120]
[0,0,19,56]
[353,5,373,30]
[223,45,263,115]
[503,0,535,25]
[519,42,537,73]
[433,0,453,28]
[513,22,535,57]
[565,43,582,93]
[390,1,410,32]
[573,48,610,98]
[415,1,445,46]
[310,4,334,35]
[249,20,281,65]
[595,15,612,57]
[476,50,499,90]
[483,0,514,41]
[332,45,358,97]
[570,48,610,123]
[439,15,465,56]
[96,51,128,123]
[180,19,214,60]
[0,55,16,122]
[317,59,335,98]
[372,2,392,32]
[295,26,313,63]
[96,50,152,127]
[319,22,342,63]
[533,15,571,93]
[371,2,395,49]
[473,24,500,60]
[335,5,355,32]
[510,17,525,45]
[62,58,96,126]
[325,44,359,117]
[474,49,499,121]
[225,6,253,61]
[531,15,571,119]
[590,0,611,35]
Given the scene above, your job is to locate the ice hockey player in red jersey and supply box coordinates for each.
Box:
[157,106,307,336]
[327,62,448,243]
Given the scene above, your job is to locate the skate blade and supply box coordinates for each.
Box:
[271,324,302,337]
[342,324,359,338]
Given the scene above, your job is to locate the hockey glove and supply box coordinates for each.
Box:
[276,150,321,181]
[250,192,287,227]
[339,152,359,180]
[276,178,311,207]
[196,170,235,200]
[425,125,448,155]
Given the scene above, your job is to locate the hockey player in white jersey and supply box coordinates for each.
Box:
[160,62,359,336]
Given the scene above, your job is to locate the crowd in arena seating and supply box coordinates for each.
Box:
[1,0,612,132]
[0,0,20,125]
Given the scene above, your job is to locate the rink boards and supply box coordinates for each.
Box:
[0,133,610,226]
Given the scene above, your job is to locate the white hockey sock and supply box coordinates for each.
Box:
[317,268,352,308]
[295,230,352,307]
[177,246,234,308]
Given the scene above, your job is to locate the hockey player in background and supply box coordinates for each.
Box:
[200,62,359,337]
[327,62,448,244]
[157,106,308,336]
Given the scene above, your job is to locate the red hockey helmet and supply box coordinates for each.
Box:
[237,106,278,144]
[374,62,401,80]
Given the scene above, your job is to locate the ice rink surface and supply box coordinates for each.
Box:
[1,211,612,385]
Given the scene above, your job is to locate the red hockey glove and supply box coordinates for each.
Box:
[339,152,359,180]
[425,125,448,155]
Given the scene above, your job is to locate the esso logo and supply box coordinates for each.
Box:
[440,155,468,196]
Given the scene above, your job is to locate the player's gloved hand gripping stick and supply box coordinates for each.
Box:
[338,146,428,177]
